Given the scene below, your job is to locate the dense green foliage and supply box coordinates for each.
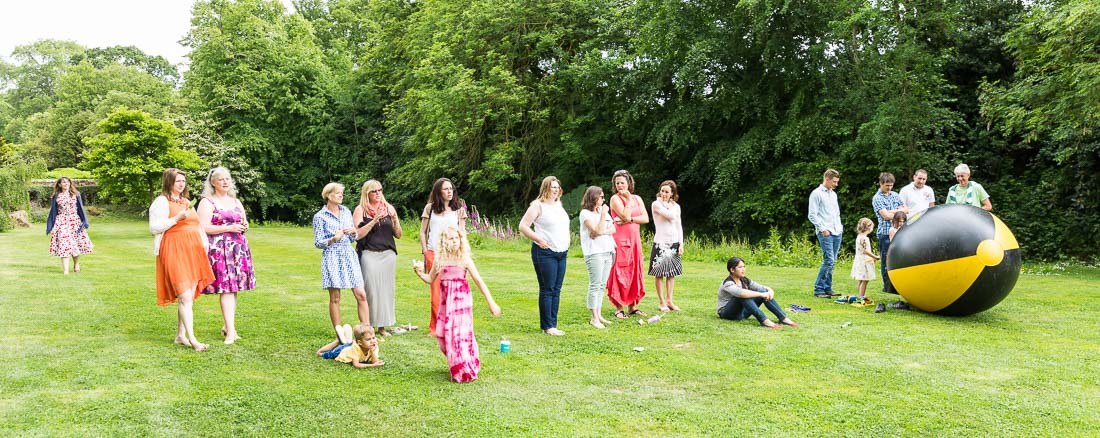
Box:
[0,159,46,231]
[80,108,203,206]
[2,0,1097,260]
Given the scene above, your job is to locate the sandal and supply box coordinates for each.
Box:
[629,309,648,317]
[614,310,628,319]
[658,305,670,312]
[668,303,681,312]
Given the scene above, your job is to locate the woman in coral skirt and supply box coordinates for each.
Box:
[149,168,215,352]
[607,170,650,319]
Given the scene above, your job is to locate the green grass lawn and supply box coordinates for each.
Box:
[2,217,1098,436]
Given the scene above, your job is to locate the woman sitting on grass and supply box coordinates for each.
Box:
[316,324,383,369]
[716,257,799,328]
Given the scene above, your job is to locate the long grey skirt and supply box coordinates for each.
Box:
[360,249,397,327]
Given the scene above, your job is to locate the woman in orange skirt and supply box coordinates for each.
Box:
[149,168,215,352]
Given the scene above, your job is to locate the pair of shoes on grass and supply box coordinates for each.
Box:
[834,295,860,304]
[789,304,811,313]
[888,301,910,310]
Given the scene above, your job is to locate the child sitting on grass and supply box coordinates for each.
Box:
[316,323,383,368]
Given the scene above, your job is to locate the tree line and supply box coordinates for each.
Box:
[1,0,1096,260]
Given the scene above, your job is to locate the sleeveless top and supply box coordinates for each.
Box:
[533,201,570,252]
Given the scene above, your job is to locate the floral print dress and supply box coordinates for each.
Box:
[201,200,256,294]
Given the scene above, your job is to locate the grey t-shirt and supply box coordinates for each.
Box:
[716,277,768,313]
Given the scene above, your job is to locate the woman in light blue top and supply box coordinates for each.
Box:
[312,183,369,331]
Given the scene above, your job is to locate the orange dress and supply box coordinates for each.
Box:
[156,201,215,306]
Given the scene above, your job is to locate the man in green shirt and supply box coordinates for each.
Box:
[945,163,992,211]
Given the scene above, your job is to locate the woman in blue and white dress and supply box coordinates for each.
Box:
[313,183,370,331]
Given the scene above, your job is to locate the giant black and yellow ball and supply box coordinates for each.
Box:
[886,205,1020,316]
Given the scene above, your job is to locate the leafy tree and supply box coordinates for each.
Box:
[70,45,182,85]
[183,0,338,220]
[0,39,85,143]
[980,0,1100,258]
[80,108,203,206]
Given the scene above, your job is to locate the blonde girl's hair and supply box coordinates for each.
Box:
[435,225,470,269]
[529,175,561,207]
[359,179,383,210]
[322,182,344,203]
[857,217,874,235]
[52,176,79,197]
[201,166,237,198]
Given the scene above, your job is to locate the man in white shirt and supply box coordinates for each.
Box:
[808,169,843,298]
[898,169,935,220]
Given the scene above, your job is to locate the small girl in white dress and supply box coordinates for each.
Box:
[851,218,879,299]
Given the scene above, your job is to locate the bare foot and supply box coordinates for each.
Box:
[590,319,606,329]
[668,303,681,311]
[224,333,241,344]
[599,316,612,325]
[190,341,209,352]
[174,336,191,346]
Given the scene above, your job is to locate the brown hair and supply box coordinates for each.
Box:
[428,177,465,215]
[878,172,896,184]
[160,168,189,199]
[823,169,840,180]
[892,210,908,228]
[52,176,79,197]
[612,169,635,194]
[656,180,679,202]
[581,186,604,211]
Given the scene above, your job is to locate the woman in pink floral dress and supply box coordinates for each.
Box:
[197,167,255,344]
[46,177,93,275]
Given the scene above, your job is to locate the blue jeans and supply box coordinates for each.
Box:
[320,343,351,360]
[718,296,788,324]
[814,232,842,294]
[532,245,568,330]
[878,234,894,293]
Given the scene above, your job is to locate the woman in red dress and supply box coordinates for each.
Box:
[607,170,650,319]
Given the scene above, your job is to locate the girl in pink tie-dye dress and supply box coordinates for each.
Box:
[413,225,501,383]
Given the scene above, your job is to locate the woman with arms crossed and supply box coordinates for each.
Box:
[649,180,684,312]
[607,170,649,319]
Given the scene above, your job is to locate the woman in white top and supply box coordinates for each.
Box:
[649,180,684,312]
[419,177,467,333]
[579,186,616,328]
[519,176,571,336]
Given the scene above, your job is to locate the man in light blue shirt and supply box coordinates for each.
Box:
[808,169,843,298]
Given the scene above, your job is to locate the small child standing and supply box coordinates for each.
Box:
[850,218,880,303]
[884,211,910,308]
[316,323,383,368]
[413,225,501,383]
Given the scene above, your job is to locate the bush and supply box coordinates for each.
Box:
[43,168,93,179]
[0,160,47,232]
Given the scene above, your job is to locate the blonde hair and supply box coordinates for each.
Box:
[856,217,874,235]
[531,176,560,206]
[202,167,238,198]
[359,179,383,209]
[321,182,344,203]
[353,324,375,342]
[434,225,470,269]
